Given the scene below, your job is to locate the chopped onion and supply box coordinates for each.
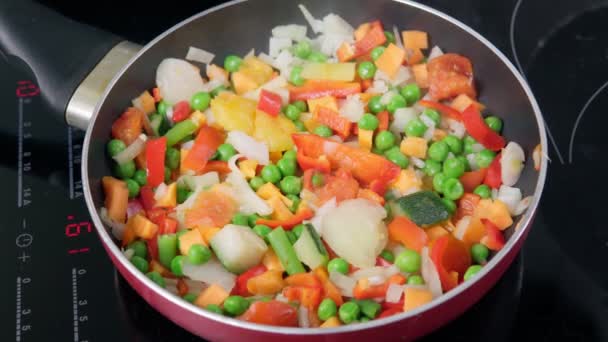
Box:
[257,52,276,67]
[272,24,308,41]
[205,108,216,124]
[351,266,389,280]
[310,197,336,234]
[501,142,525,186]
[330,271,356,297]
[298,306,310,328]
[322,13,354,37]
[165,106,174,123]
[533,144,542,171]
[122,248,134,260]
[275,293,289,303]
[390,107,417,135]
[411,157,426,169]
[226,131,270,165]
[420,247,442,298]
[391,66,412,86]
[446,118,466,138]
[177,172,220,192]
[156,58,205,104]
[471,143,484,153]
[419,114,435,129]
[375,70,394,86]
[182,258,237,293]
[185,46,215,64]
[453,216,472,241]
[244,49,255,59]
[393,26,404,49]
[386,283,405,303]
[513,196,533,216]
[497,185,522,215]
[339,94,365,122]
[99,207,126,240]
[428,46,444,61]
[274,50,296,76]
[366,79,389,94]
[298,4,323,34]
[226,154,273,215]
[113,134,147,164]
[269,37,292,58]
[318,33,350,56]
[182,140,194,150]
[243,76,289,105]
[127,199,144,219]
[466,153,479,171]
[368,275,386,286]
[491,188,499,200]
[154,183,168,201]
[380,90,397,105]
[386,241,406,257]
[201,79,226,92]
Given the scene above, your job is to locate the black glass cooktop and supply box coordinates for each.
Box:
[1,0,606,341]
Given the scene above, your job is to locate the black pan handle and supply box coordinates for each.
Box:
[0,0,122,124]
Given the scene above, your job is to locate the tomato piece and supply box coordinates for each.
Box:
[176,278,189,296]
[256,208,314,229]
[379,308,402,318]
[233,265,267,296]
[381,300,404,311]
[461,105,505,151]
[239,300,298,327]
[139,185,156,211]
[427,53,476,101]
[376,256,392,267]
[202,160,232,175]
[111,107,144,145]
[388,216,428,253]
[484,154,502,189]
[184,190,237,228]
[460,168,488,193]
[430,235,471,291]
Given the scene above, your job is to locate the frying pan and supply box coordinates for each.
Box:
[0,0,548,340]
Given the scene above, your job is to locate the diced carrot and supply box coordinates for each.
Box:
[406,48,425,65]
[402,31,429,50]
[354,23,372,41]
[149,260,172,277]
[450,94,485,113]
[313,106,352,139]
[184,189,237,228]
[412,63,429,88]
[307,96,338,115]
[262,249,285,272]
[134,90,156,115]
[377,110,390,131]
[359,93,378,105]
[197,226,221,245]
[460,169,488,193]
[178,229,206,256]
[388,216,428,252]
[247,270,286,295]
[425,225,449,243]
[266,196,294,221]
[400,137,428,158]
[111,107,144,145]
[320,317,342,328]
[194,284,230,308]
[432,129,448,141]
[358,129,373,151]
[102,176,129,223]
[403,287,433,311]
[337,42,356,62]
[454,215,486,247]
[128,214,158,239]
[389,169,422,194]
[238,159,258,179]
[202,160,231,175]
[152,87,162,102]
[357,188,385,205]
[256,182,294,208]
[285,272,322,288]
[374,43,406,78]
[155,183,177,208]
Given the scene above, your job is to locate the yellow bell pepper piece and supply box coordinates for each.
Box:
[474,199,513,230]
[266,196,293,221]
[231,71,258,95]
[178,229,206,256]
[412,63,429,88]
[256,183,293,208]
[269,151,283,164]
[127,214,158,240]
[358,129,374,151]
[262,249,285,272]
[400,137,428,159]
[320,316,342,328]
[390,169,422,194]
[307,96,339,116]
[238,159,258,179]
[246,270,286,295]
[210,92,256,135]
[301,63,356,82]
[194,284,230,308]
[239,56,274,86]
[253,110,296,152]
[155,183,177,208]
[403,287,433,311]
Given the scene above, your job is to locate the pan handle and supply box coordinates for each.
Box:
[0,0,140,129]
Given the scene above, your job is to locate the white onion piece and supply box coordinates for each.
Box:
[513,196,533,216]
[122,248,134,260]
[330,271,356,297]
[99,207,126,240]
[533,144,542,171]
[393,26,404,49]
[340,94,365,122]
[428,46,444,60]
[453,216,472,241]
[309,197,336,234]
[391,67,412,85]
[298,4,323,33]
[182,258,236,293]
[243,76,289,105]
[276,293,289,303]
[466,153,479,171]
[322,13,354,36]
[501,142,525,186]
[366,79,389,94]
[318,33,350,56]
[204,108,216,125]
[385,264,400,277]
[386,283,405,303]
[181,140,194,150]
[411,157,426,169]
[298,307,310,328]
[226,154,273,215]
[154,183,168,201]
[185,46,215,64]
[497,185,522,215]
[375,71,395,89]
[390,107,417,135]
[177,172,220,192]
[113,134,147,164]
[210,224,268,274]
[269,37,292,58]
[491,188,499,200]
[201,79,226,92]
[368,275,386,286]
[447,119,466,138]
[274,50,296,75]
[380,90,397,105]
[226,131,270,165]
[257,52,276,67]
[272,24,308,41]
[156,58,205,104]
[420,247,443,298]
[351,266,389,280]
[244,49,255,59]
[471,143,485,153]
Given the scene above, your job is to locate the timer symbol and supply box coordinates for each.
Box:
[16,233,33,248]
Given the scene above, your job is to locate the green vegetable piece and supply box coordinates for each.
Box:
[407,275,424,285]
[464,265,483,281]
[183,293,198,303]
[311,172,324,187]
[463,136,477,154]
[293,100,307,112]
[368,95,385,114]
[114,160,136,179]
[400,84,421,105]
[443,157,466,178]
[247,214,260,228]
[358,113,379,131]
[267,227,306,275]
[286,230,298,244]
[428,141,449,162]
[473,184,491,199]
[280,176,302,195]
[387,94,407,114]
[424,160,442,176]
[422,108,441,125]
[249,176,265,191]
[371,46,386,61]
[292,224,305,239]
[294,224,329,269]
[471,243,490,264]
[216,143,236,161]
[232,213,249,226]
[190,91,211,111]
[294,120,307,132]
[128,240,148,259]
[396,190,450,226]
[284,104,301,121]
[327,258,349,275]
[253,224,272,240]
[170,255,185,277]
[433,173,449,193]
[125,179,140,198]
[283,149,297,161]
[164,166,171,183]
[358,299,381,319]
[293,41,312,59]
[404,118,427,137]
[164,120,197,147]
[475,149,496,168]
[457,155,470,172]
[261,164,282,183]
[146,271,165,288]
[177,186,192,204]
[130,255,149,273]
[318,298,338,321]
[211,85,228,98]
[443,135,463,155]
[157,100,169,116]
[224,55,243,72]
[165,147,180,170]
[374,131,396,151]
[395,249,421,273]
[357,61,377,80]
[287,194,301,213]
[107,139,126,157]
[314,125,333,137]
[384,147,409,169]
[277,158,297,177]
[379,249,395,263]
[308,51,328,63]
[205,303,224,314]
[339,301,360,324]
[188,244,212,265]
[133,169,147,186]
[441,197,457,214]
[223,295,250,316]
[158,234,177,268]
[442,178,464,200]
[290,66,305,86]
[484,116,503,132]
[384,31,396,44]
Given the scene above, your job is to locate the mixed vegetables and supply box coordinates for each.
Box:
[100,5,534,328]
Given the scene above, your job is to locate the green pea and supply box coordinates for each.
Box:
[133,169,147,186]
[384,202,392,218]
[384,146,409,169]
[318,298,338,321]
[290,66,305,86]
[284,104,301,121]
[424,160,442,176]
[211,85,228,98]
[146,271,165,288]
[395,249,421,273]
[474,184,492,199]
[457,155,470,172]
[128,240,147,259]
[125,179,140,198]
[157,100,169,116]
[433,173,449,193]
[371,46,386,61]
[107,139,126,157]
[130,255,149,273]
[205,304,224,314]
[190,91,211,111]
[384,31,396,44]
[249,176,265,191]
[217,143,237,162]
[253,224,272,240]
[358,299,381,319]
[327,258,349,275]
[223,295,250,316]
[277,158,297,177]
[484,116,503,132]
[188,244,212,265]
[170,255,184,277]
[428,141,449,162]
[183,293,198,303]
[387,94,407,114]
[476,149,496,168]
[357,61,377,80]
[442,178,464,200]
[280,176,302,195]
[224,55,243,72]
[292,224,305,239]
[232,213,249,226]
[165,147,180,170]
[177,186,192,204]
[283,150,297,161]
[247,214,260,227]
[400,84,421,105]
[293,40,312,59]
[404,118,427,137]
[407,275,424,285]
[339,301,360,324]
[358,113,379,131]
[368,95,385,114]
[464,265,483,281]
[114,160,136,179]
[463,136,477,154]
[294,120,307,132]
[443,158,466,178]
[380,249,395,263]
[164,166,172,183]
[261,164,282,183]
[311,173,324,187]
[471,243,490,264]
[374,131,396,151]
[314,125,333,137]
[442,197,457,214]
[422,108,441,126]
[443,135,463,155]
[293,100,307,112]
[308,51,328,63]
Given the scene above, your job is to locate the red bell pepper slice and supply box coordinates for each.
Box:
[387,216,428,253]
[461,104,505,151]
[353,274,406,300]
[377,110,390,132]
[430,236,471,292]
[147,207,168,225]
[354,21,386,57]
[483,154,502,189]
[145,137,167,187]
[379,308,402,318]
[233,265,267,296]
[282,286,322,309]
[314,106,352,139]
[460,168,488,193]
[285,272,322,288]
[239,300,298,327]
[381,300,404,311]
[292,134,400,187]
[147,236,159,261]
[296,149,331,174]
[139,185,156,211]
[182,126,223,174]
[159,217,177,235]
[171,101,191,123]
[202,160,232,175]
[418,100,463,121]
[288,80,362,101]
[255,208,314,229]
[257,89,282,117]
[480,219,505,251]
